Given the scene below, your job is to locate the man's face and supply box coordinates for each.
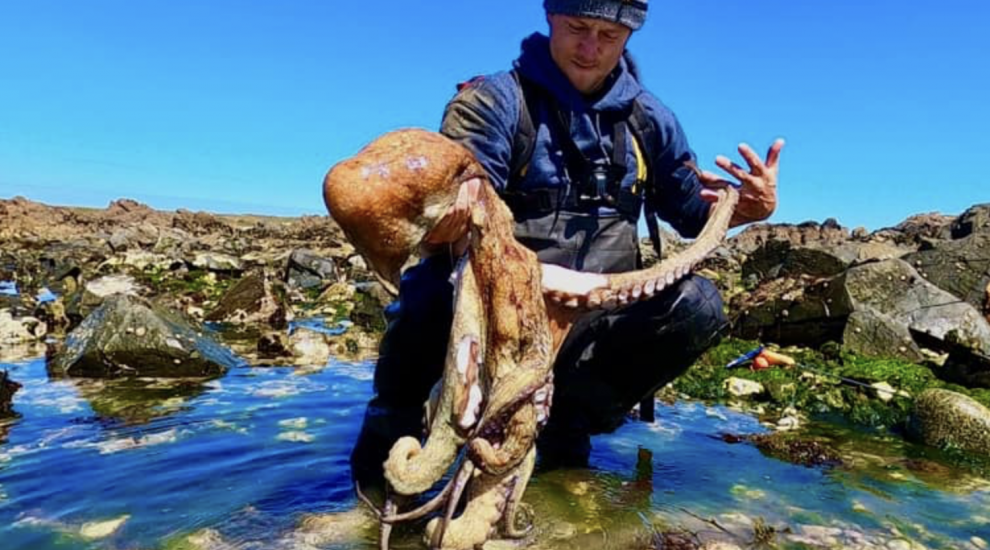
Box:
[548,13,632,95]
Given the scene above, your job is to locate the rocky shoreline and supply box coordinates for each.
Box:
[2,195,990,462]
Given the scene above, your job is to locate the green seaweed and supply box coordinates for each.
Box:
[673,338,990,429]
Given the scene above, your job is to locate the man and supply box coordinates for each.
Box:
[350,0,783,487]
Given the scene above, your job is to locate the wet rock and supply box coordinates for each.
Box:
[65,274,145,329]
[1,308,29,344]
[47,294,242,378]
[285,249,338,289]
[79,514,130,539]
[33,297,70,334]
[747,433,843,468]
[257,331,291,358]
[1,370,22,418]
[293,508,377,547]
[205,272,287,327]
[908,388,990,456]
[287,327,332,368]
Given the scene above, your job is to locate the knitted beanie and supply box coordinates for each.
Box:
[544,0,648,30]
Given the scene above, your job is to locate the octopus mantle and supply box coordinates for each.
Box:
[323,128,738,549]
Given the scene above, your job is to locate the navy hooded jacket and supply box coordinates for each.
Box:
[440,33,711,240]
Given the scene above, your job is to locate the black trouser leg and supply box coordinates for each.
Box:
[349,256,454,489]
[537,274,728,467]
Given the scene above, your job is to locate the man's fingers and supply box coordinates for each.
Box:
[715,155,754,185]
[737,143,765,174]
[766,138,785,169]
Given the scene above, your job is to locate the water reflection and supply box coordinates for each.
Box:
[63,375,212,425]
[0,355,988,550]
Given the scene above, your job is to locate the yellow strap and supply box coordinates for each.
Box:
[630,134,647,193]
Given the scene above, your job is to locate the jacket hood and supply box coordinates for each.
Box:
[513,32,642,112]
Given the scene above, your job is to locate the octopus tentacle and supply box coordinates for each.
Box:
[543,184,739,311]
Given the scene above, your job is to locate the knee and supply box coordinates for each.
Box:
[672,275,727,334]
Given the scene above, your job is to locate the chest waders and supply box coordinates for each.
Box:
[502,70,665,421]
[502,69,663,275]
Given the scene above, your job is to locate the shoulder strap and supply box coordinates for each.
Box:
[508,69,542,192]
[628,98,663,259]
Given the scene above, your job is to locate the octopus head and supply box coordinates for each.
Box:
[322,128,482,294]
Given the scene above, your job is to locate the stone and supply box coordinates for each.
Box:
[288,327,332,368]
[950,203,990,239]
[0,309,44,345]
[908,389,990,456]
[0,370,22,418]
[205,272,287,327]
[930,332,990,389]
[257,331,291,358]
[79,515,130,539]
[904,232,990,311]
[189,252,242,273]
[285,249,338,289]
[47,294,242,378]
[725,377,765,397]
[741,240,851,284]
[734,259,990,360]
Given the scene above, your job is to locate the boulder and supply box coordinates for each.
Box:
[65,274,145,329]
[205,272,288,328]
[47,294,242,378]
[741,239,912,286]
[873,211,955,245]
[950,203,990,239]
[1,370,22,418]
[729,218,850,256]
[741,240,851,283]
[902,233,990,312]
[734,259,990,360]
[908,389,990,456]
[916,330,990,388]
[285,249,338,289]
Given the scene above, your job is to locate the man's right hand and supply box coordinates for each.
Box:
[420,177,482,258]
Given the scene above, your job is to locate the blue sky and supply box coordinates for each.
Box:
[1,1,987,230]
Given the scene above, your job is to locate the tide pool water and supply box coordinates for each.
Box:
[1,355,987,549]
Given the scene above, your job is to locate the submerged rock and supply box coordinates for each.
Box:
[79,514,130,540]
[47,294,242,378]
[908,388,990,456]
[1,370,22,418]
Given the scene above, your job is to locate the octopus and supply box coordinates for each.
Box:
[322,128,738,549]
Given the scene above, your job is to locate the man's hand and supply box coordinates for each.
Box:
[697,139,785,227]
[420,177,482,257]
